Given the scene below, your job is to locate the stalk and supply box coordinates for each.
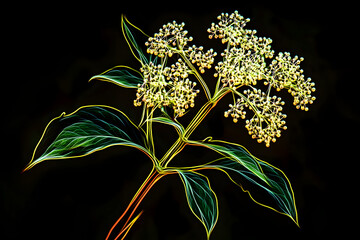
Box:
[179,51,212,101]
[146,107,155,156]
[106,167,164,240]
[160,88,230,168]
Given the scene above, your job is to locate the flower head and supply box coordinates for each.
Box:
[134,59,199,118]
[225,88,287,147]
[208,11,274,58]
[185,45,217,73]
[134,62,170,108]
[209,11,316,146]
[146,21,217,74]
[207,11,250,45]
[170,78,199,117]
[215,47,266,88]
[265,52,316,111]
[210,11,274,90]
[137,11,316,145]
[145,21,193,57]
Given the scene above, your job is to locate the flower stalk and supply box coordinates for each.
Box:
[179,51,212,100]
[160,87,230,168]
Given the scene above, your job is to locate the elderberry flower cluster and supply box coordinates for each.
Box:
[208,11,316,146]
[208,11,273,57]
[185,45,217,73]
[145,21,217,73]
[214,47,266,87]
[135,20,219,117]
[265,52,316,111]
[209,11,273,89]
[225,88,287,147]
[134,59,199,117]
[134,10,316,146]
[146,21,193,57]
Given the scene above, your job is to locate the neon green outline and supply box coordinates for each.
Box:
[167,138,299,226]
[121,15,150,64]
[24,105,158,172]
[177,170,219,239]
[25,11,313,239]
[89,65,143,88]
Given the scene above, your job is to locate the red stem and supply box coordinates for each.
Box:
[105,168,164,240]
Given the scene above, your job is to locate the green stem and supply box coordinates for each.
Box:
[160,88,229,168]
[230,87,270,127]
[179,51,212,101]
[146,107,155,156]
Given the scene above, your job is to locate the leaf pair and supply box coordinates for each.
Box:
[89,15,150,89]
[176,140,298,238]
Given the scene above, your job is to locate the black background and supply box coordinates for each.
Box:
[2,1,358,239]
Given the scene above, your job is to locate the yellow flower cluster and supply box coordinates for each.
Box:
[145,21,192,57]
[207,11,273,57]
[170,78,199,117]
[209,11,316,146]
[134,62,167,108]
[134,60,199,117]
[185,45,217,73]
[225,88,287,147]
[136,20,220,117]
[209,11,273,89]
[214,47,266,87]
[208,11,250,45]
[134,11,316,144]
[265,52,316,111]
[145,21,216,74]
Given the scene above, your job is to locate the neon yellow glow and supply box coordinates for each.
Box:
[26,11,316,239]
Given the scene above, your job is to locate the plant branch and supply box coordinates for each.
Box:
[179,51,212,101]
[105,167,164,240]
[145,107,155,156]
[160,88,230,168]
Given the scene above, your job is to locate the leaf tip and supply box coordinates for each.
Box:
[293,216,300,228]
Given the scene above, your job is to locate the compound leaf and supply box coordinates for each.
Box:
[189,140,298,225]
[177,170,218,239]
[25,105,152,171]
[89,65,143,88]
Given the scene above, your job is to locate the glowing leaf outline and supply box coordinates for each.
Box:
[146,116,185,136]
[185,139,299,225]
[89,65,143,88]
[121,15,150,64]
[177,170,219,239]
[24,105,155,171]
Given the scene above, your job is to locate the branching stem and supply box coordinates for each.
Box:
[179,51,212,101]
[160,87,230,168]
[106,167,164,240]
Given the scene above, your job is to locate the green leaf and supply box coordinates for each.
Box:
[121,15,150,64]
[146,116,185,136]
[89,65,143,88]
[189,140,298,225]
[177,170,218,239]
[25,105,152,171]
